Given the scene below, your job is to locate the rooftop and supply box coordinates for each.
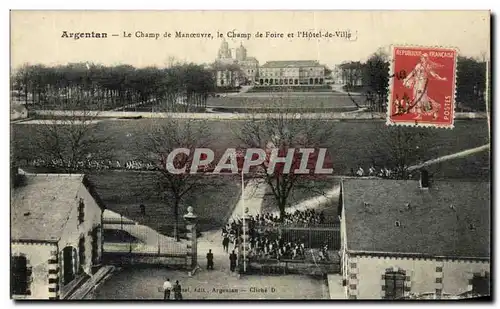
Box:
[11,173,101,242]
[341,178,490,259]
[261,60,322,68]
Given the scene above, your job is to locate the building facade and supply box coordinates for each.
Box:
[339,174,490,299]
[258,60,326,86]
[11,172,105,300]
[214,40,259,87]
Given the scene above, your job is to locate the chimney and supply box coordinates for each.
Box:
[420,169,429,189]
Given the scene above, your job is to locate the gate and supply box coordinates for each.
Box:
[101,217,188,267]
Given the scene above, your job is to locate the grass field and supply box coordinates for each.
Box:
[205,94,358,108]
[13,118,490,180]
[248,85,332,92]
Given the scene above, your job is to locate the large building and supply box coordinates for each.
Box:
[214,40,259,87]
[338,172,490,300]
[258,60,326,86]
[11,171,105,299]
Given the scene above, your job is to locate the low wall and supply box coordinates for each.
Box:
[102,252,187,267]
[32,110,487,120]
[248,259,340,276]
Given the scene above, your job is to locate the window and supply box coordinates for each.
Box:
[78,236,86,273]
[11,255,31,296]
[383,269,406,299]
[78,198,85,224]
[472,272,490,296]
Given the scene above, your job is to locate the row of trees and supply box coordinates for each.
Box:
[11,62,216,111]
[339,50,488,112]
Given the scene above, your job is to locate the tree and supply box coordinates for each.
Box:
[11,62,215,112]
[373,126,434,179]
[234,99,335,220]
[23,101,113,173]
[456,56,486,111]
[139,118,212,241]
[362,50,390,112]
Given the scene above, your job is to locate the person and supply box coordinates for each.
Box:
[402,53,447,120]
[163,278,172,300]
[206,249,214,270]
[222,235,230,253]
[229,250,238,272]
[173,280,182,300]
[356,167,364,177]
[140,204,146,215]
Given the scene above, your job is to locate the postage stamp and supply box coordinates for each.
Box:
[387,46,458,128]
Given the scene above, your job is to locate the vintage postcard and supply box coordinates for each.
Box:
[10,10,491,301]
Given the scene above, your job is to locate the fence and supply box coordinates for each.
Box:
[245,222,341,276]
[253,222,341,250]
[102,217,188,266]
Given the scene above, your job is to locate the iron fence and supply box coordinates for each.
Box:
[244,222,341,275]
[252,222,341,250]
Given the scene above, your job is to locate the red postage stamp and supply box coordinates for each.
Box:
[387,46,458,128]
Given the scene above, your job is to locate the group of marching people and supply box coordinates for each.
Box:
[28,158,160,171]
[352,165,395,178]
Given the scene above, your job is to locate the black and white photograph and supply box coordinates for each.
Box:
[9,10,491,300]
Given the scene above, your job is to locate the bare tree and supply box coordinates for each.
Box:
[233,98,335,221]
[139,117,212,241]
[26,99,113,173]
[374,126,434,179]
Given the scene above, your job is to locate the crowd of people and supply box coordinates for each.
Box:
[352,165,398,178]
[28,158,160,171]
[221,209,330,262]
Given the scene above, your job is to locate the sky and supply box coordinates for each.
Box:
[10,10,490,69]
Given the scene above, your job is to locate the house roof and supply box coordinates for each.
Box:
[11,173,102,242]
[342,178,490,259]
[261,60,322,68]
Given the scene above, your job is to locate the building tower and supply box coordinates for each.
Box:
[235,42,247,62]
[217,39,232,60]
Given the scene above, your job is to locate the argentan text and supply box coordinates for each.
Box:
[61,31,108,40]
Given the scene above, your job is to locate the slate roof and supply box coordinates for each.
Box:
[11,173,102,242]
[261,60,322,68]
[341,178,490,259]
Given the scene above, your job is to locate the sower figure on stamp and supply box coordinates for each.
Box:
[403,53,447,120]
[173,280,183,300]
[163,278,172,300]
[229,250,237,272]
[206,249,214,270]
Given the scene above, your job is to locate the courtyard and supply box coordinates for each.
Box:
[94,265,329,300]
